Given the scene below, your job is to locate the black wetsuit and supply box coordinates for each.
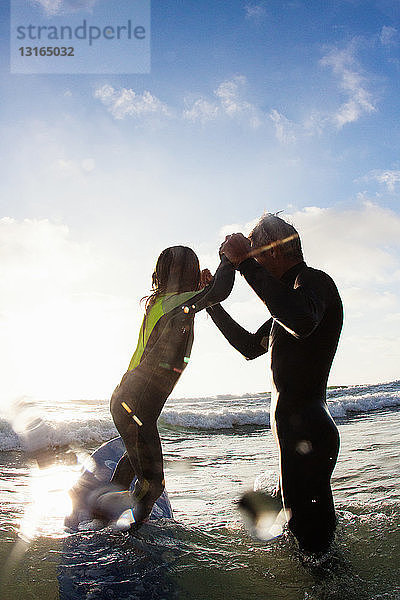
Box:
[110,256,235,525]
[207,259,343,553]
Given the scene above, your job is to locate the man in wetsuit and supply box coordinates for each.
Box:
[206,214,343,556]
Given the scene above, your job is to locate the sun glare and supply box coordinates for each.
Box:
[19,462,81,541]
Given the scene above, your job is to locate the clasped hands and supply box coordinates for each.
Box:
[200,232,252,288]
[219,233,251,268]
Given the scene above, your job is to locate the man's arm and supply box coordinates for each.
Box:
[206,303,271,359]
[238,258,327,339]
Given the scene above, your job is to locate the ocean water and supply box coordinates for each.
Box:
[0,381,399,600]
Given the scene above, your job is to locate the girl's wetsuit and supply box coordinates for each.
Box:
[110,256,235,525]
[207,259,343,554]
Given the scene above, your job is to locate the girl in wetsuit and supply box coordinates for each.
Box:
[93,246,235,528]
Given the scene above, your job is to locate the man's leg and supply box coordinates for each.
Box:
[280,429,339,554]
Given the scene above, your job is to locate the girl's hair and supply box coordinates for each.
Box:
[143,246,201,312]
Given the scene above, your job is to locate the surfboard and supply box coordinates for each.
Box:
[64,436,173,531]
[59,438,175,599]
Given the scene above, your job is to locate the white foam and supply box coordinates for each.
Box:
[0,381,398,450]
[0,420,21,451]
[328,391,400,418]
[0,417,118,452]
[160,408,270,430]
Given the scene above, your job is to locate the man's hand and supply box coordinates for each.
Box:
[219,233,251,267]
[200,268,213,288]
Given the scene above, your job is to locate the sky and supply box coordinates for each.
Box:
[0,0,399,404]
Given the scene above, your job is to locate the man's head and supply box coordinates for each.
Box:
[249,213,303,277]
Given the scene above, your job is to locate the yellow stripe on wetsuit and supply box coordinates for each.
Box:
[128,290,200,372]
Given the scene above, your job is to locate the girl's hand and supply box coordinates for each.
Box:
[220,233,251,267]
[200,269,213,287]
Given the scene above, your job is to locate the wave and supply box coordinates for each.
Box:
[160,408,270,430]
[327,390,400,418]
[162,381,400,430]
[0,381,398,450]
[0,418,118,452]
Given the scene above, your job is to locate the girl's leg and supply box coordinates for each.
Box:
[110,452,135,490]
[108,377,166,526]
[131,419,165,525]
[110,387,140,490]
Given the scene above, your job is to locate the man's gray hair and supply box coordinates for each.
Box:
[249,213,303,261]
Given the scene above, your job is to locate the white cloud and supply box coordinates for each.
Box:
[320,45,376,128]
[94,85,172,121]
[183,98,220,124]
[184,76,263,128]
[289,202,400,285]
[33,0,62,16]
[366,169,400,192]
[380,25,398,46]
[0,218,92,293]
[81,157,96,172]
[302,111,327,136]
[215,76,262,126]
[94,61,377,135]
[269,109,296,144]
[32,0,98,16]
[270,44,378,139]
[65,0,97,8]
[95,78,261,127]
[341,287,398,316]
[384,312,400,323]
[244,3,267,22]
[218,223,243,240]
[54,157,95,175]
